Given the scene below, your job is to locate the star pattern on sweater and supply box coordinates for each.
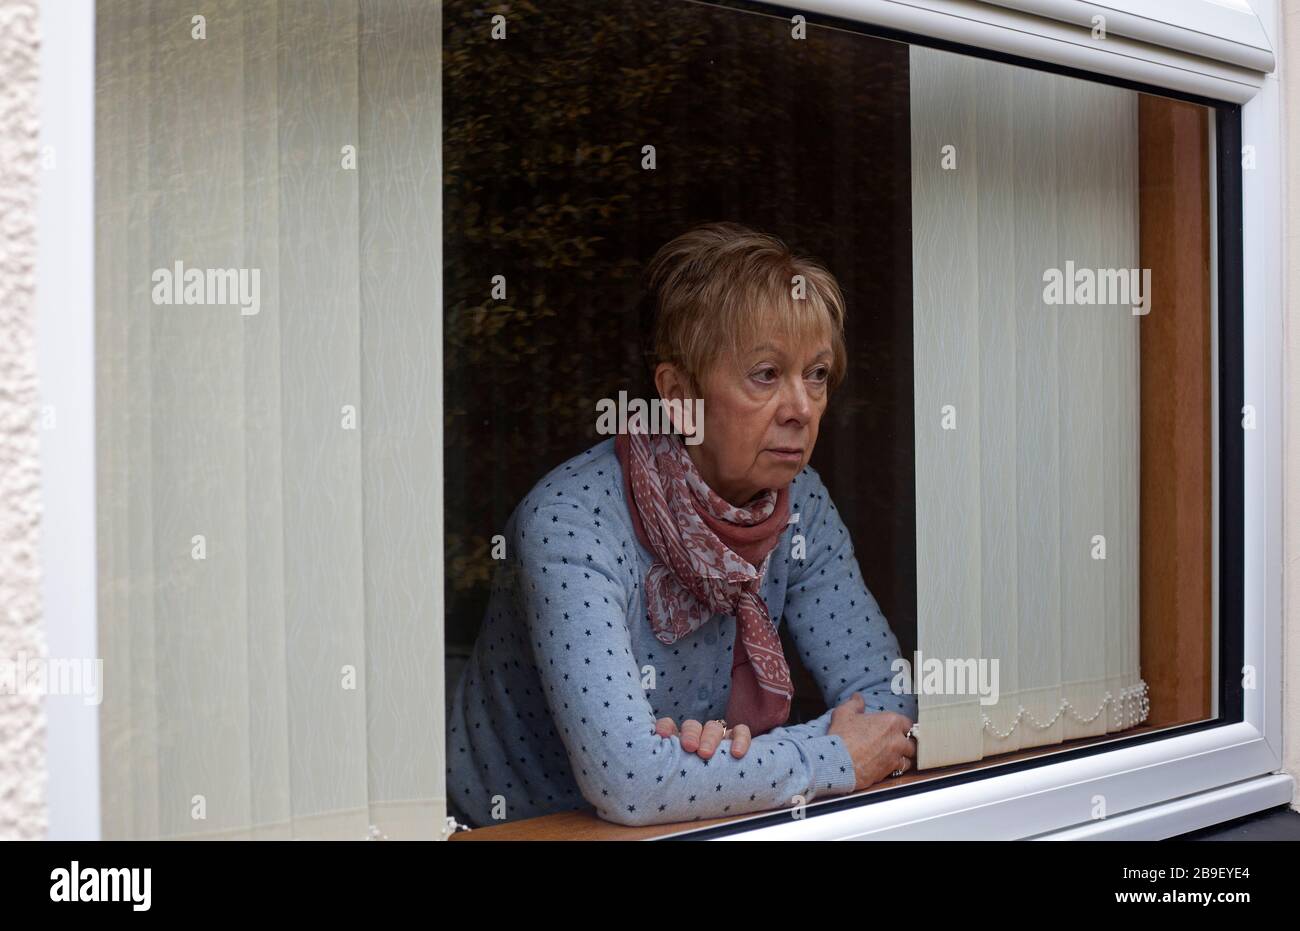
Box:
[446,440,917,828]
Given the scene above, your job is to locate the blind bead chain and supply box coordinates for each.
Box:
[979,682,1151,740]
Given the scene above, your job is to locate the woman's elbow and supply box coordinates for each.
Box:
[584,784,660,827]
[578,768,670,827]
[593,803,657,828]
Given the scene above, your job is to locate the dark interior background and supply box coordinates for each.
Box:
[443,0,917,722]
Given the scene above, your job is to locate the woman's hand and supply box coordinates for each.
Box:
[826,693,916,791]
[654,717,752,759]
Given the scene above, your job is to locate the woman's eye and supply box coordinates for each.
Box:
[808,366,829,383]
[752,367,778,383]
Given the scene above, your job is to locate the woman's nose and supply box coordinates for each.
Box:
[778,377,814,422]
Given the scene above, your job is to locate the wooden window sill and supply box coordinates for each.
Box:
[448,724,1174,840]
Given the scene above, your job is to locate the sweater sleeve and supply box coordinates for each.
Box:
[764,706,834,740]
[782,467,918,722]
[514,495,857,827]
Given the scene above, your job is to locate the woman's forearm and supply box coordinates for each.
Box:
[519,498,857,826]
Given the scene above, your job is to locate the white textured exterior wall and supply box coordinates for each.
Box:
[1283,0,1300,812]
[0,0,46,841]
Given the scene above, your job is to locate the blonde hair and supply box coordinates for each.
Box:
[643,221,848,398]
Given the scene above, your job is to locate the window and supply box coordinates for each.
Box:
[441,0,1249,839]
[58,0,1283,842]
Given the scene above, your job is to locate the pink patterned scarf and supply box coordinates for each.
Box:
[615,426,794,736]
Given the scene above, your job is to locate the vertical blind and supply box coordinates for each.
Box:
[909,46,1149,769]
[95,0,444,839]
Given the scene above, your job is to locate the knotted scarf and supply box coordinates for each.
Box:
[615,425,794,735]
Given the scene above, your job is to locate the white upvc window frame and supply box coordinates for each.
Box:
[37,0,1290,840]
[39,0,99,842]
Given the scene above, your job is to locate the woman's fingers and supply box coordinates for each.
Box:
[679,719,704,752]
[728,724,752,758]
[697,719,727,759]
[890,724,917,778]
[662,717,752,759]
[654,717,679,739]
[883,728,917,781]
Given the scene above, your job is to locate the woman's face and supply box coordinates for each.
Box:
[656,334,832,507]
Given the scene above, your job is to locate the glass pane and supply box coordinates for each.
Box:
[443,2,1218,836]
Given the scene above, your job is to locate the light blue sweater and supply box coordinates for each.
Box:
[446,437,915,828]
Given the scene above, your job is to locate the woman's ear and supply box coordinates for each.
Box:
[652,362,678,403]
[653,362,695,436]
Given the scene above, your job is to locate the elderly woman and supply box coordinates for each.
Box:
[446,222,917,829]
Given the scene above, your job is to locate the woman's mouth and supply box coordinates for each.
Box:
[765,448,803,462]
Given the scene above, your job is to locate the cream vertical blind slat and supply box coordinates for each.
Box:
[357,0,445,841]
[149,0,254,835]
[909,45,1148,769]
[276,0,370,841]
[95,0,444,840]
[241,0,291,841]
